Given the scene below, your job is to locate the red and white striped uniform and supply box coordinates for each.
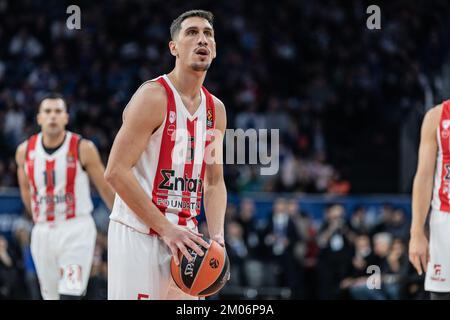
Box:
[109,75,216,235]
[25,131,93,223]
[431,100,450,212]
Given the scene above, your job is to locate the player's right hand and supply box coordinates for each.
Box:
[160,224,210,266]
[408,230,429,276]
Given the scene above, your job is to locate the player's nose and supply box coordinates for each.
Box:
[197,32,208,46]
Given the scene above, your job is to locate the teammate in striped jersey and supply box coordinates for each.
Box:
[15,93,115,299]
[105,10,228,299]
[410,100,450,300]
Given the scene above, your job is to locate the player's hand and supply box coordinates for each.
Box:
[409,230,429,276]
[161,224,210,266]
[212,234,225,247]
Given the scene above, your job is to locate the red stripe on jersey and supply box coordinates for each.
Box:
[439,100,450,212]
[45,159,56,221]
[195,87,216,223]
[149,77,177,235]
[65,134,79,220]
[26,135,39,222]
[178,118,197,226]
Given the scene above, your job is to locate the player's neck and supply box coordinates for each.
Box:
[42,131,66,148]
[167,68,205,99]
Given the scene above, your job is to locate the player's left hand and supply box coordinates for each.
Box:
[211,234,225,247]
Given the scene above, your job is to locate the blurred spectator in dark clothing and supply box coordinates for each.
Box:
[341,233,377,299]
[385,208,409,241]
[12,218,40,300]
[348,206,371,235]
[382,238,409,300]
[236,198,264,258]
[370,204,395,236]
[317,204,353,299]
[262,198,302,298]
[225,221,249,287]
[0,235,24,299]
[85,233,108,300]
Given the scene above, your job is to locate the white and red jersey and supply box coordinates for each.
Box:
[432,100,450,212]
[109,74,216,234]
[25,131,93,223]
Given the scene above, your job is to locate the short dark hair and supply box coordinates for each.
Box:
[170,10,214,40]
[38,92,67,111]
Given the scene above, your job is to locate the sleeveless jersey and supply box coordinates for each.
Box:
[109,74,216,234]
[25,131,94,223]
[432,100,450,212]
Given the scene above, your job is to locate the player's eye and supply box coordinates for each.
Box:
[187,29,197,35]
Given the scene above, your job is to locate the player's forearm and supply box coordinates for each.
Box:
[203,181,227,239]
[411,173,434,234]
[97,185,115,211]
[105,168,171,234]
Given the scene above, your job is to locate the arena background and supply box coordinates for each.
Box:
[0,0,449,300]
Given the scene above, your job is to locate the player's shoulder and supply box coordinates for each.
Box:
[123,80,167,120]
[136,80,168,103]
[424,103,443,124]
[15,139,30,163]
[210,94,226,116]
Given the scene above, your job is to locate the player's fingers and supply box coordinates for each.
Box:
[184,238,204,257]
[410,254,423,275]
[419,253,428,275]
[177,242,193,263]
[170,246,180,266]
[189,232,210,249]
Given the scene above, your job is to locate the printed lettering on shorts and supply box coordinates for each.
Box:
[137,293,150,300]
[431,264,447,282]
[62,264,83,291]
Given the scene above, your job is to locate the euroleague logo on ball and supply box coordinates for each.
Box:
[209,257,219,269]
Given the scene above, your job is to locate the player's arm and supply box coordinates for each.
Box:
[79,139,115,210]
[15,141,32,217]
[203,97,227,246]
[409,104,441,275]
[104,82,209,264]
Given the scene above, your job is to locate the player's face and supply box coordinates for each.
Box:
[170,17,217,72]
[37,99,68,136]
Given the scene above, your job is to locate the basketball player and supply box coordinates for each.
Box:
[105,10,227,299]
[15,93,115,300]
[410,100,450,300]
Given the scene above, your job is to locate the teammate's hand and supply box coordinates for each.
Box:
[161,224,210,266]
[409,230,429,276]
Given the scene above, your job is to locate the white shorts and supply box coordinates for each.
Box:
[107,220,198,300]
[425,210,450,292]
[30,215,97,299]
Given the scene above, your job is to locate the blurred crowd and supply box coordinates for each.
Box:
[216,198,424,300]
[1,199,421,300]
[1,0,449,193]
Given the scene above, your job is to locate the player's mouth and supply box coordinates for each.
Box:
[195,48,209,56]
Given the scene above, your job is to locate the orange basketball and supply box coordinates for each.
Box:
[170,237,230,297]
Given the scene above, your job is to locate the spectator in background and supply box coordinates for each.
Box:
[385,208,409,241]
[225,221,249,287]
[317,204,353,299]
[0,235,22,299]
[341,233,377,299]
[12,218,40,300]
[262,198,302,298]
[348,206,370,235]
[236,198,263,258]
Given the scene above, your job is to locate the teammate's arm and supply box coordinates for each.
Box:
[203,97,227,246]
[79,139,115,210]
[15,142,32,217]
[105,82,209,264]
[410,105,441,275]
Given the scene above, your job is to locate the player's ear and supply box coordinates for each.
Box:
[169,40,178,57]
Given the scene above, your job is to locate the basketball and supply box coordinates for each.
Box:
[170,237,230,297]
